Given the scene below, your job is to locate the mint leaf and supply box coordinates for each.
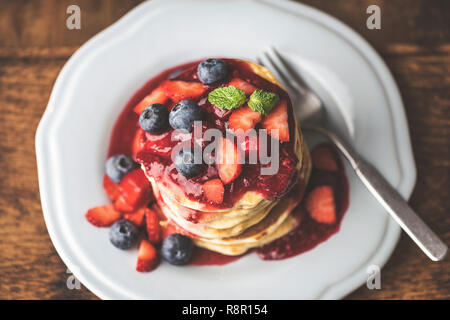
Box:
[208,86,247,110]
[248,89,280,115]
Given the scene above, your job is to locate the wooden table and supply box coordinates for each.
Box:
[0,0,448,300]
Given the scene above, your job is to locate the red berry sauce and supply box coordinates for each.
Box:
[107,59,349,266]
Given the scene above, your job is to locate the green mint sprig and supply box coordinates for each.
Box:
[247,89,280,115]
[208,86,247,110]
[208,85,279,116]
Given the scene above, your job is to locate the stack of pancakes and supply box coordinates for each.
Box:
[143,61,311,256]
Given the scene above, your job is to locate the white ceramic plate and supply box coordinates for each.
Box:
[36,0,416,299]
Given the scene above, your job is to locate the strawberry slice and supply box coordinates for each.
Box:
[145,209,161,243]
[261,100,289,142]
[160,220,178,239]
[131,129,145,157]
[162,80,207,103]
[202,179,225,204]
[103,175,120,201]
[228,78,257,95]
[85,204,122,227]
[305,186,336,224]
[217,137,242,184]
[136,240,159,272]
[133,85,169,115]
[311,145,339,172]
[113,196,134,212]
[123,207,147,226]
[228,105,262,133]
[115,169,154,212]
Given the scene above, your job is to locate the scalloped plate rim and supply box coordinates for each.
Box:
[36,0,416,300]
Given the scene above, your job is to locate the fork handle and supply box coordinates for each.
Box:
[355,160,447,261]
[307,126,448,261]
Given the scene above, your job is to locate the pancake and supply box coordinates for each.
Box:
[154,182,278,239]
[137,58,312,255]
[150,137,311,254]
[152,178,272,215]
[194,195,302,255]
[156,184,274,229]
[146,126,306,217]
[139,59,308,215]
[143,126,307,239]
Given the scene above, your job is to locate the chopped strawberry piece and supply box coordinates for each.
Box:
[202,179,225,204]
[311,145,339,172]
[162,80,207,103]
[261,100,289,142]
[305,186,336,224]
[103,175,121,201]
[136,240,159,272]
[116,169,154,212]
[113,196,134,212]
[228,78,257,95]
[123,207,147,226]
[85,204,122,227]
[131,129,145,157]
[217,137,242,184]
[228,105,262,133]
[145,209,161,243]
[133,86,169,114]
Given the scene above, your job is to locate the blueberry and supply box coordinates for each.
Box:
[169,100,203,132]
[197,58,229,84]
[161,233,194,265]
[174,148,205,178]
[109,219,139,250]
[139,103,169,134]
[105,154,138,183]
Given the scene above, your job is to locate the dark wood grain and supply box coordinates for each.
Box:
[0,0,448,300]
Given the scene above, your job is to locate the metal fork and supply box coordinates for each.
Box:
[257,46,447,261]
